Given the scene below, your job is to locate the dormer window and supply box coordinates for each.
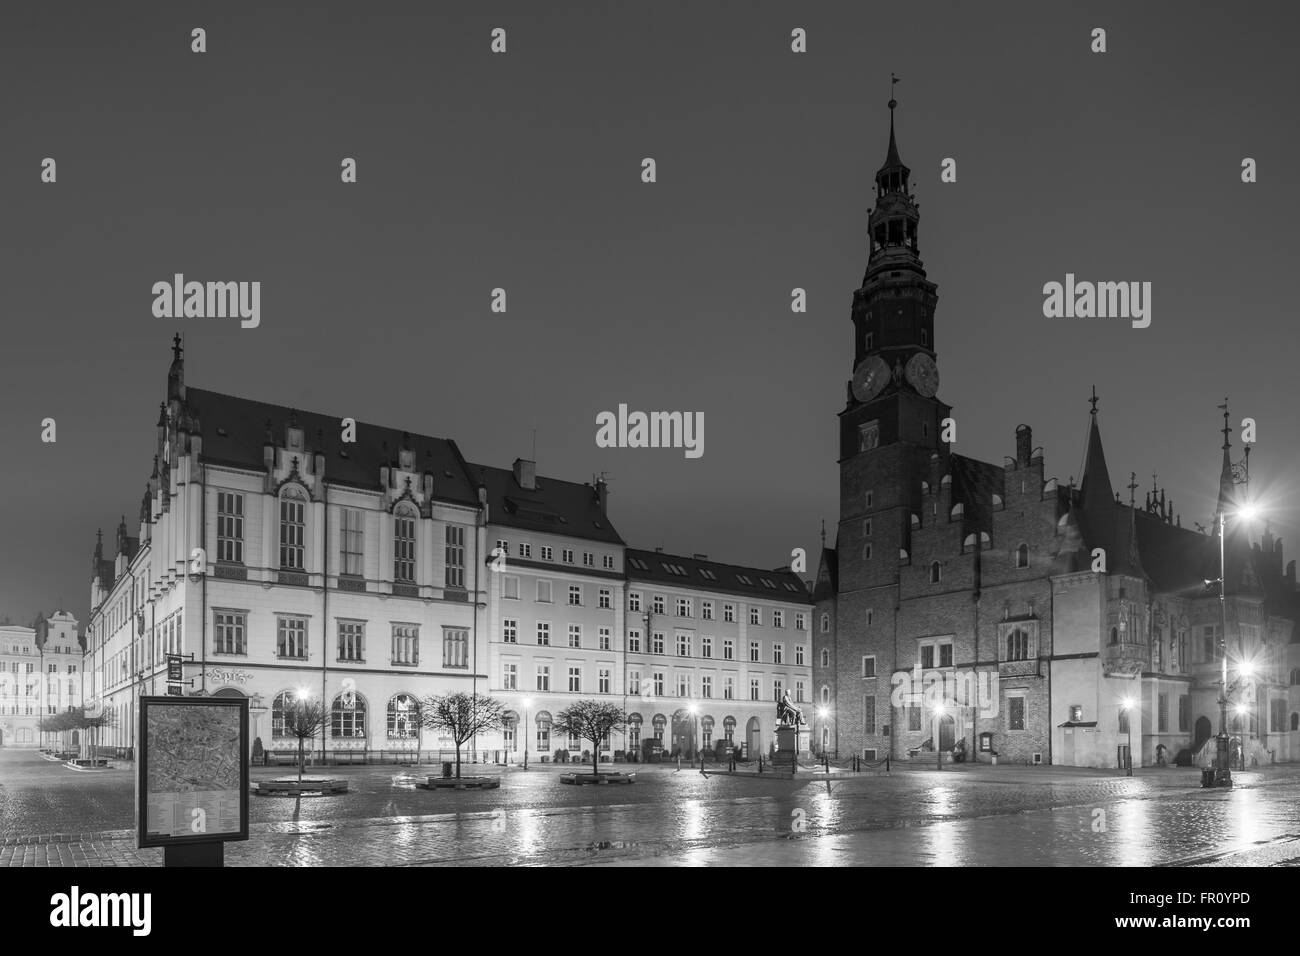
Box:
[399,448,415,471]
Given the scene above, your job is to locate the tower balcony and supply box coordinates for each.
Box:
[1103,642,1148,678]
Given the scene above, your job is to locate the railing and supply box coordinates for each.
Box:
[1103,642,1149,678]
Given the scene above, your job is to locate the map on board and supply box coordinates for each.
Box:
[144,702,243,839]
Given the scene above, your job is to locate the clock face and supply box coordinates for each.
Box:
[852,355,891,403]
[905,353,939,398]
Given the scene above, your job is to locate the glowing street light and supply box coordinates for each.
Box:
[934,702,947,771]
[522,697,534,770]
[1120,697,1136,776]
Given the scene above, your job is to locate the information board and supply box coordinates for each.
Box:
[136,695,249,848]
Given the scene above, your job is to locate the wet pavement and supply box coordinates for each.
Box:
[2,749,1299,866]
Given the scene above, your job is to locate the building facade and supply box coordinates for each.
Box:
[87,341,813,762]
[0,611,84,747]
[813,100,1300,769]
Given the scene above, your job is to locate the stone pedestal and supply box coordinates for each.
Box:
[776,724,799,772]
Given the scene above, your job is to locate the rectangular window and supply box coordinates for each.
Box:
[216,492,244,564]
[279,496,305,569]
[599,588,612,610]
[568,624,582,649]
[276,617,307,659]
[795,645,805,666]
[723,676,734,700]
[520,543,532,559]
[503,575,520,600]
[536,664,551,692]
[677,633,691,657]
[795,680,805,703]
[391,624,419,665]
[1008,696,1026,731]
[337,620,364,661]
[677,673,690,697]
[773,679,784,700]
[562,548,574,564]
[603,554,614,570]
[394,513,416,583]
[628,629,642,653]
[537,580,553,603]
[583,552,594,567]
[443,628,468,668]
[568,666,582,693]
[723,638,734,661]
[653,672,665,696]
[908,706,921,731]
[569,585,582,606]
[749,607,762,626]
[701,675,713,698]
[214,610,245,655]
[773,609,785,628]
[653,595,666,615]
[652,632,665,655]
[862,656,876,678]
[340,508,364,576]
[795,613,806,630]
[496,539,509,556]
[701,601,714,621]
[749,641,760,663]
[593,667,609,694]
[628,592,642,613]
[502,619,518,644]
[864,696,876,735]
[701,635,713,659]
[1157,693,1169,732]
[598,626,612,651]
[723,604,736,623]
[921,645,935,670]
[540,546,553,561]
[939,643,953,667]
[1178,694,1190,732]
[628,670,641,695]
[536,622,551,646]
[503,662,518,690]
[676,597,692,617]
[773,644,784,665]
[750,678,760,701]
[445,525,466,588]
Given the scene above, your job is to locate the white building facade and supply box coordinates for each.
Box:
[0,611,84,748]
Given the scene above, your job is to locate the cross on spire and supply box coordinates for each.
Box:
[1218,397,1232,450]
[1088,385,1099,416]
[1128,472,1139,507]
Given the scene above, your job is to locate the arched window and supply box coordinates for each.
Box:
[1289,668,1300,686]
[271,690,300,739]
[820,685,830,705]
[950,503,964,520]
[1006,628,1030,661]
[820,613,829,633]
[1015,543,1029,569]
[627,713,643,749]
[502,710,519,752]
[387,693,419,739]
[723,715,737,743]
[911,513,921,529]
[820,648,830,667]
[701,715,715,749]
[652,714,667,742]
[279,485,306,569]
[992,494,1004,510]
[535,711,552,752]
[331,692,367,738]
[921,481,930,495]
[1110,627,1119,645]
[929,561,941,584]
[393,504,417,583]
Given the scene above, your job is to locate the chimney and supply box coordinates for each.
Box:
[1015,424,1032,466]
[595,475,608,516]
[513,457,536,491]
[654,546,663,553]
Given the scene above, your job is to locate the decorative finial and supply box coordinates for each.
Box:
[1128,472,1139,507]
[820,518,826,548]
[1088,386,1098,416]
[889,72,899,110]
[1218,397,1231,450]
[171,333,183,359]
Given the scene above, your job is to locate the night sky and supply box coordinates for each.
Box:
[2,1,1296,627]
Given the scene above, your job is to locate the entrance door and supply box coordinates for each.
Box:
[1193,716,1212,754]
[746,717,761,759]
[938,714,955,751]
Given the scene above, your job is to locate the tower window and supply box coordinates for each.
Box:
[865,332,874,351]
[929,562,941,584]
[1015,543,1029,569]
[921,329,928,347]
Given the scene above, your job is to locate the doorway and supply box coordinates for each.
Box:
[1193,715,1212,754]
[938,714,956,751]
[746,717,761,759]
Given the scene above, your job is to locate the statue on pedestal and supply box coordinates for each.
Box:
[776,690,805,727]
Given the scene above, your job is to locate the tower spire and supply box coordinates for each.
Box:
[1216,398,1235,518]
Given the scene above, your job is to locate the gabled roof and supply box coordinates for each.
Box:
[812,547,839,603]
[625,548,812,604]
[185,387,479,505]
[473,464,624,546]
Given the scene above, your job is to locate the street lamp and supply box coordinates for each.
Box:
[522,697,533,770]
[816,706,829,757]
[1210,500,1260,787]
[1121,697,1136,776]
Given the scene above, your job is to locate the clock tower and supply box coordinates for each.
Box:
[837,93,952,594]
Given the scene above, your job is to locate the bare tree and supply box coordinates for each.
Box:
[417,693,506,779]
[69,704,118,759]
[553,701,626,777]
[282,695,328,782]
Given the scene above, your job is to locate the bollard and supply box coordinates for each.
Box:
[759,755,764,773]
[886,754,890,772]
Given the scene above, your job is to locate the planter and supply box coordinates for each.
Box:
[255,777,349,796]
[560,771,635,785]
[419,776,500,790]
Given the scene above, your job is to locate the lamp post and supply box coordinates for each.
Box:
[1213,501,1258,787]
[1121,697,1135,776]
[817,706,829,757]
[522,697,533,770]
